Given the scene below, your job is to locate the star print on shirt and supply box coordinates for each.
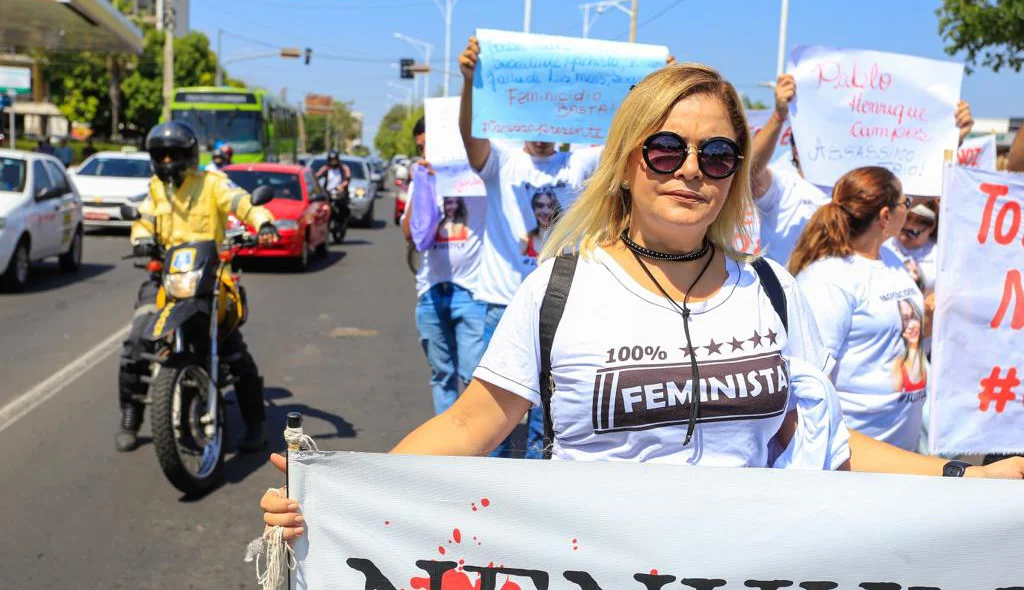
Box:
[748,330,763,348]
[729,337,745,352]
[680,346,696,359]
[704,339,723,355]
[766,329,779,345]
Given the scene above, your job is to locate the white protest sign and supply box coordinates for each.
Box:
[788,45,963,196]
[746,109,795,169]
[287,452,1024,589]
[472,29,668,143]
[957,134,997,170]
[425,96,485,197]
[930,165,1024,455]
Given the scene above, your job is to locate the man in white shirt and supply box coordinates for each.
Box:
[457,37,603,458]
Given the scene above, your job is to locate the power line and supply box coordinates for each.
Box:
[613,0,688,40]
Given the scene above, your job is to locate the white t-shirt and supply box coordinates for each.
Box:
[474,144,603,306]
[474,250,849,468]
[403,180,487,297]
[796,251,928,450]
[884,237,937,296]
[756,166,831,265]
[324,167,344,192]
[203,162,221,173]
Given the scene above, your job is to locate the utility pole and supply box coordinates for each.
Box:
[215,28,223,86]
[161,0,174,122]
[524,0,532,32]
[776,0,790,76]
[432,0,458,97]
[630,0,638,43]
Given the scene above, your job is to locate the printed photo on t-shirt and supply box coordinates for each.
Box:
[518,183,571,264]
[435,197,471,243]
[894,297,928,402]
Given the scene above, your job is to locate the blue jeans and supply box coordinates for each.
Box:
[483,303,546,460]
[415,283,488,416]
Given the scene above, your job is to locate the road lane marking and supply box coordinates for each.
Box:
[0,323,131,436]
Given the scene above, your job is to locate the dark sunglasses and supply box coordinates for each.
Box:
[641,132,743,179]
[901,225,932,239]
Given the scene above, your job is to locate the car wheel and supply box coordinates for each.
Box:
[293,233,310,272]
[1,238,30,291]
[59,227,83,273]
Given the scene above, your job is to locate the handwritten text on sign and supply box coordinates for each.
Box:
[788,45,963,196]
[472,29,668,143]
[286,452,1024,589]
[958,133,997,170]
[930,165,1024,454]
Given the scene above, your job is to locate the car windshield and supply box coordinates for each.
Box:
[171,109,262,153]
[310,158,366,180]
[224,170,303,201]
[77,157,153,178]
[0,157,27,193]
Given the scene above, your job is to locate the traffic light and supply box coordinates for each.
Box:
[305,48,312,65]
[400,58,414,80]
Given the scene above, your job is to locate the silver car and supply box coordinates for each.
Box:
[309,155,378,227]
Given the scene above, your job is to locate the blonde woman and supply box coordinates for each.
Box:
[262,64,1024,540]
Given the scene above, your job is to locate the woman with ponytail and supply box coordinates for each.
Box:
[790,166,927,450]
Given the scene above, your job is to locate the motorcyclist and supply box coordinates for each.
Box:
[116,122,279,453]
[205,143,233,172]
[315,150,351,195]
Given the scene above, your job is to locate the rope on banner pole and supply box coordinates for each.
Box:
[245,412,318,590]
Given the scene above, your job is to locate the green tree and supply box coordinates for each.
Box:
[937,0,1024,73]
[374,104,423,160]
[742,94,769,111]
[351,145,371,157]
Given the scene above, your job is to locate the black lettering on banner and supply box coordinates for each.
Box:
[592,352,789,433]
[632,573,678,589]
[745,582,794,589]
[799,584,840,590]
[463,565,550,590]
[680,579,729,589]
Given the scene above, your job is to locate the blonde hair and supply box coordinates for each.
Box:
[539,63,754,261]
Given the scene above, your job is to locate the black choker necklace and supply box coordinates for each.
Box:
[620,229,710,261]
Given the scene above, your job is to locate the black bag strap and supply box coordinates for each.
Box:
[538,253,579,459]
[752,257,788,334]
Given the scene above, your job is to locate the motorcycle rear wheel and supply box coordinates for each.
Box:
[150,359,225,495]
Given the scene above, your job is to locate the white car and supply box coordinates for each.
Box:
[70,150,152,228]
[0,149,84,290]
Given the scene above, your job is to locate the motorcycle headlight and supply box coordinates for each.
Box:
[164,269,203,299]
[275,219,299,231]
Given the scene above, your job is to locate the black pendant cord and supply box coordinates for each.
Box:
[630,241,716,446]
[621,228,710,261]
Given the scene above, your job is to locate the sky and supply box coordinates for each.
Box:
[191,0,1024,149]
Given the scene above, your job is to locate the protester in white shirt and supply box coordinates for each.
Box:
[886,201,939,297]
[457,36,603,458]
[262,64,1024,543]
[400,118,488,417]
[789,166,931,450]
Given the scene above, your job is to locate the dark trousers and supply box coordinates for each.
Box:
[118,276,265,431]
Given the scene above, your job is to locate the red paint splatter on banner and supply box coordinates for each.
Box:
[499,579,521,590]
[410,570,481,590]
[384,521,391,526]
[471,503,478,512]
[480,498,490,507]
[571,538,579,551]
[438,545,446,556]
[453,528,462,543]
[650,569,658,575]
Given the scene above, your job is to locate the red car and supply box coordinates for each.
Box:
[223,163,330,271]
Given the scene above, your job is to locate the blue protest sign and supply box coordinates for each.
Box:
[472,29,668,144]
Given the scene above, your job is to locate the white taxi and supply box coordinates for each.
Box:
[0,149,84,291]
[70,149,152,228]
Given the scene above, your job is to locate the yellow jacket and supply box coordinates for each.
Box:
[130,169,274,246]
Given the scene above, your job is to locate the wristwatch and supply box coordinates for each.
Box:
[942,460,972,477]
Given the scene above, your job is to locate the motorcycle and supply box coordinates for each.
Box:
[120,186,273,495]
[327,184,351,245]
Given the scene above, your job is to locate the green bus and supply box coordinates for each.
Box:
[168,87,299,165]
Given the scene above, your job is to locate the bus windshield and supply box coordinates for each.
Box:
[171,110,262,154]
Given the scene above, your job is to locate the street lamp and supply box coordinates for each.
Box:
[776,0,790,77]
[580,1,635,40]
[394,32,434,103]
[216,48,303,86]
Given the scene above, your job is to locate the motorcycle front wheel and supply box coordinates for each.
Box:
[329,214,348,245]
[150,359,225,495]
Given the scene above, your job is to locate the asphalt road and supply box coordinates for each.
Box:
[0,194,436,589]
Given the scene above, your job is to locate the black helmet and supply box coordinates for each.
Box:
[146,122,199,184]
[327,150,340,163]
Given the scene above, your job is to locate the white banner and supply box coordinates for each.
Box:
[958,134,998,170]
[788,45,963,196]
[931,165,1024,454]
[425,96,486,197]
[287,452,1024,589]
